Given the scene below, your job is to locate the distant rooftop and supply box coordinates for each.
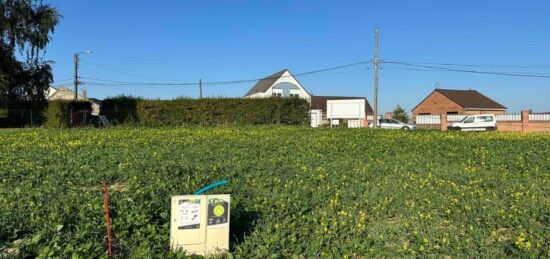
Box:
[435,89,507,110]
[244,69,288,97]
[413,88,507,111]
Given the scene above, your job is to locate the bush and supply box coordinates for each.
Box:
[0,101,47,127]
[100,96,310,126]
[45,100,92,128]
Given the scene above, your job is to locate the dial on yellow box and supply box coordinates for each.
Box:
[170,194,230,256]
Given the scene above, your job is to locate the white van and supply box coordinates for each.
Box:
[447,114,496,131]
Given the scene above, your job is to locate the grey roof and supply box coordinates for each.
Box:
[244,69,288,97]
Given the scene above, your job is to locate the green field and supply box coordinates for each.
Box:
[1,127,549,258]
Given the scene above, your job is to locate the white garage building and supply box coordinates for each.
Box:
[244,69,373,127]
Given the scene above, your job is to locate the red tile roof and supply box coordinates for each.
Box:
[413,89,507,111]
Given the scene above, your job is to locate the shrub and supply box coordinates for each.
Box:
[0,101,46,127]
[100,96,310,126]
[44,100,92,128]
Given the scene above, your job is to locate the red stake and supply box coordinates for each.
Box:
[103,182,113,256]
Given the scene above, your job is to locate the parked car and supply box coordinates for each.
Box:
[369,118,416,130]
[447,114,496,131]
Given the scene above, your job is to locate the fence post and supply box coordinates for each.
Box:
[440,113,447,131]
[521,110,529,132]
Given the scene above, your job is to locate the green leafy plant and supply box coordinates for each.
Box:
[44,100,93,128]
[100,96,310,126]
[392,104,410,123]
[0,128,548,257]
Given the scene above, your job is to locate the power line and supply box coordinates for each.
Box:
[85,84,202,90]
[79,59,179,82]
[80,61,372,87]
[380,66,550,75]
[381,60,550,69]
[53,78,73,84]
[381,61,550,79]
[79,76,197,86]
[202,61,372,86]
[380,67,444,72]
[51,84,71,88]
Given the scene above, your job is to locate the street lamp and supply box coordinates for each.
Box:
[74,50,92,100]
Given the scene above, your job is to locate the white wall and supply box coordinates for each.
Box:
[47,87,58,98]
[310,109,322,127]
[327,99,365,119]
[91,103,100,115]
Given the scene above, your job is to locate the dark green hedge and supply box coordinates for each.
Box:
[100,96,310,126]
[44,100,92,128]
[0,101,46,127]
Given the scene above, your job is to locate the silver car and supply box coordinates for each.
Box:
[369,118,416,130]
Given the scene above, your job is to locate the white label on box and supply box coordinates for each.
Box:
[178,199,201,229]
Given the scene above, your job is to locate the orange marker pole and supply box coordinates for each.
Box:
[103,182,113,256]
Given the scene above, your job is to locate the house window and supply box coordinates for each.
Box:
[272,82,300,97]
[272,93,282,97]
[289,94,299,98]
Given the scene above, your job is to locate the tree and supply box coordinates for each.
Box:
[392,104,410,123]
[0,0,61,126]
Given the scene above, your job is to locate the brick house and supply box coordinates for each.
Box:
[412,89,507,120]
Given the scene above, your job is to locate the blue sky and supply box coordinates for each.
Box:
[45,0,550,113]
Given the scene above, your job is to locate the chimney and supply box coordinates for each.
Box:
[82,88,87,100]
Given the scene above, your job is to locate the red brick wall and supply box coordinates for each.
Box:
[498,121,550,132]
[413,91,464,117]
[525,121,550,132]
[496,121,523,132]
[481,111,549,132]
[421,110,550,132]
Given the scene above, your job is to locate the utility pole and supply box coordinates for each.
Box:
[373,28,379,128]
[199,79,203,99]
[73,50,92,100]
[73,53,79,100]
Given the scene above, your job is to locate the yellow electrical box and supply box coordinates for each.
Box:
[170,194,230,256]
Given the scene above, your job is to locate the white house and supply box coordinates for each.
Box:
[245,69,373,127]
[47,86,101,115]
[244,69,311,100]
